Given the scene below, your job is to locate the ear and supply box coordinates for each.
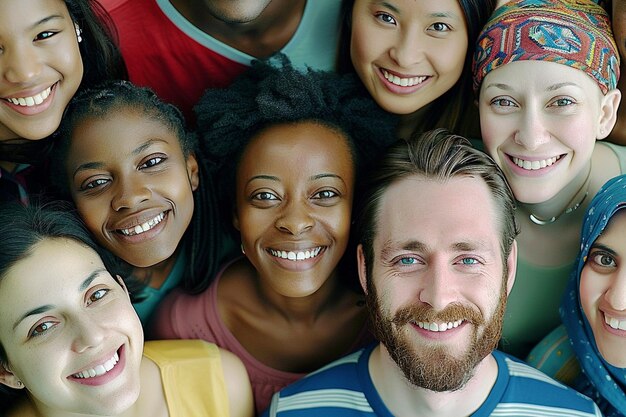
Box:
[357,244,369,294]
[0,364,24,390]
[597,88,621,140]
[186,153,200,191]
[505,240,517,296]
[232,209,240,231]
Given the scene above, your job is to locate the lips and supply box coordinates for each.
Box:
[5,85,53,107]
[414,319,464,332]
[115,211,167,236]
[72,351,120,379]
[511,155,561,171]
[267,246,324,261]
[381,69,428,87]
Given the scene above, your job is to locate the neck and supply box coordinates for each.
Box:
[520,162,591,226]
[255,267,344,324]
[131,250,180,290]
[170,0,305,58]
[369,344,498,417]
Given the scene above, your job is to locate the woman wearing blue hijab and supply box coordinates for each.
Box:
[559,174,626,416]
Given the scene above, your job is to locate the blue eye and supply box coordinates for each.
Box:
[460,258,479,265]
[399,257,417,265]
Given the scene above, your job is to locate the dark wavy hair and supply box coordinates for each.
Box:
[337,0,496,136]
[0,201,129,410]
[51,80,218,294]
[195,55,398,290]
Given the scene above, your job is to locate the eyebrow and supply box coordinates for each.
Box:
[484,82,578,93]
[72,138,167,180]
[379,240,493,259]
[12,268,106,330]
[589,242,617,256]
[246,173,346,186]
[31,14,65,30]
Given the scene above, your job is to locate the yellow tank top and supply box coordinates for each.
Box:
[143,339,230,417]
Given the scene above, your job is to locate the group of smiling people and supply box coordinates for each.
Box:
[1,0,626,416]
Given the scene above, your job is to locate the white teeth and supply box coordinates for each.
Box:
[73,352,119,379]
[7,86,52,107]
[416,320,463,332]
[119,212,165,236]
[382,69,427,87]
[512,156,560,170]
[604,314,626,330]
[269,247,323,261]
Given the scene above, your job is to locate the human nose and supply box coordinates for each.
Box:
[2,45,43,84]
[418,260,458,311]
[110,176,151,211]
[274,200,314,236]
[70,315,106,353]
[605,268,626,311]
[513,108,551,151]
[388,28,425,69]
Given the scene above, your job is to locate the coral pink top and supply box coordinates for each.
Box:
[151,258,373,414]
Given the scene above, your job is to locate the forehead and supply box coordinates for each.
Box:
[0,239,106,323]
[66,109,184,162]
[482,60,602,96]
[239,121,354,175]
[0,0,71,32]
[373,175,501,250]
[354,0,465,18]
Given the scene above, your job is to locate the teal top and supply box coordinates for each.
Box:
[500,141,626,358]
[133,250,186,327]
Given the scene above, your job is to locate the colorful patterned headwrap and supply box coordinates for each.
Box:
[472,0,620,95]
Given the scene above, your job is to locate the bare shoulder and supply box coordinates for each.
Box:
[218,348,254,417]
[591,141,623,193]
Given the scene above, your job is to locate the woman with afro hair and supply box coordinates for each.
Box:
[151,55,397,414]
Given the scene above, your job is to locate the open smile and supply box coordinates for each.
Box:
[414,319,465,332]
[381,69,428,87]
[72,351,120,379]
[604,313,626,331]
[510,155,562,171]
[5,85,53,107]
[117,212,167,236]
[268,246,325,261]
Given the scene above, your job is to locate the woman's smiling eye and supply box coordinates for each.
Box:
[82,178,109,190]
[550,97,575,107]
[491,97,517,107]
[252,191,278,201]
[29,321,57,338]
[140,156,164,169]
[34,31,57,41]
[590,251,617,268]
[87,288,110,305]
[429,22,452,32]
[313,190,338,199]
[375,12,396,25]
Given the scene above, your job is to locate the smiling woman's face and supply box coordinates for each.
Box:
[0,238,144,415]
[349,0,468,115]
[234,121,355,297]
[0,0,83,142]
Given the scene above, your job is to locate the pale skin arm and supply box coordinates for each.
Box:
[219,348,254,417]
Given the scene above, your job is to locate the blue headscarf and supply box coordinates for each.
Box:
[561,175,626,416]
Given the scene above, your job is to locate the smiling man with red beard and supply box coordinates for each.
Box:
[263,129,602,417]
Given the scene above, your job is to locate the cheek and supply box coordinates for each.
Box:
[579,269,603,318]
[350,20,376,69]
